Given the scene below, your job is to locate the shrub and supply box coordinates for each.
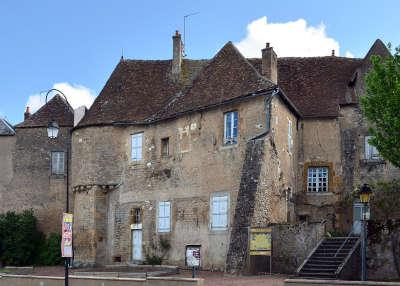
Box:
[37,233,63,266]
[0,210,42,266]
[0,210,63,266]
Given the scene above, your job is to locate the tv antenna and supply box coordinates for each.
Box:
[183,12,199,57]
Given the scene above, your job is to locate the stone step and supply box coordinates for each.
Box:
[298,272,337,279]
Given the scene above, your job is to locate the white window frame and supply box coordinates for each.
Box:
[288,119,293,154]
[307,167,329,192]
[131,133,143,162]
[51,151,65,175]
[364,136,380,160]
[224,111,238,145]
[210,193,229,231]
[157,201,171,233]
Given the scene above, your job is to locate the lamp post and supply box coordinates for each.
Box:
[45,89,71,286]
[359,183,372,281]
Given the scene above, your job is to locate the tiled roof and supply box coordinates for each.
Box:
[0,118,15,136]
[77,39,387,127]
[249,57,364,117]
[16,95,74,128]
[78,42,274,128]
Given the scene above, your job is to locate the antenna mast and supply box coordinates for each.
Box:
[183,12,199,57]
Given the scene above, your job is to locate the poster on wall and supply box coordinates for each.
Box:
[249,227,272,256]
[186,246,201,267]
[61,213,73,258]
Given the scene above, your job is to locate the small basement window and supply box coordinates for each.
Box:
[161,137,169,157]
[307,167,328,192]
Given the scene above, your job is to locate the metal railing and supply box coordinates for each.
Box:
[334,230,355,257]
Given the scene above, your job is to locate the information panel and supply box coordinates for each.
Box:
[249,227,272,256]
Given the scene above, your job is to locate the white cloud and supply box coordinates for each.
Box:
[235,16,341,57]
[27,82,96,113]
[345,51,354,58]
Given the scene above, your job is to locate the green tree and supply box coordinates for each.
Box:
[361,46,400,167]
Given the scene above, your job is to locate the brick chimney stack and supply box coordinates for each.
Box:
[261,43,278,84]
[24,106,30,120]
[172,30,183,79]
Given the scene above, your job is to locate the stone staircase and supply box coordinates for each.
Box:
[297,237,361,279]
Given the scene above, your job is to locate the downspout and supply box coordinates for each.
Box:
[250,87,278,141]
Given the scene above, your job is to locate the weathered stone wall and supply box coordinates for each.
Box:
[271,222,326,273]
[72,96,277,269]
[255,96,298,225]
[295,119,344,229]
[225,139,265,273]
[0,127,71,234]
[367,225,400,281]
[0,136,15,208]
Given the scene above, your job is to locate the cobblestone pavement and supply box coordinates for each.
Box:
[18,267,287,286]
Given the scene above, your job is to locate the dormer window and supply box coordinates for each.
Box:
[224,111,238,145]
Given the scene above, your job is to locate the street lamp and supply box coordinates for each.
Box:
[47,121,59,139]
[359,183,372,281]
[45,88,71,286]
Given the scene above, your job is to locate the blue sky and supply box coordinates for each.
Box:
[0,0,398,124]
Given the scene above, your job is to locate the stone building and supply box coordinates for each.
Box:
[69,31,400,271]
[0,31,398,273]
[0,96,74,234]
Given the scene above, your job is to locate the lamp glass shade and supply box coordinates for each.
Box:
[47,121,59,139]
[360,193,371,203]
[359,184,372,203]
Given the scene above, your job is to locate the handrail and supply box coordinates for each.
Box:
[296,238,325,274]
[335,238,361,275]
[334,230,355,257]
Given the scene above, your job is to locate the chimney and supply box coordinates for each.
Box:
[24,106,30,120]
[74,106,87,127]
[172,30,183,79]
[261,43,278,84]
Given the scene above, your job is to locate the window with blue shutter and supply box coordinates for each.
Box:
[224,111,238,145]
[158,201,171,232]
[211,194,229,230]
[131,133,143,162]
[51,151,65,175]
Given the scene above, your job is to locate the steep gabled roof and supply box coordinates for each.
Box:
[153,42,275,120]
[248,57,363,117]
[78,42,274,127]
[77,39,386,126]
[0,118,15,136]
[16,95,74,128]
[78,59,208,127]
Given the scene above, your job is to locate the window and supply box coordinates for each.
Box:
[224,111,238,145]
[51,151,65,175]
[307,167,329,192]
[365,136,380,160]
[131,133,143,162]
[157,201,171,233]
[161,137,169,157]
[130,208,142,224]
[288,119,293,153]
[211,193,229,230]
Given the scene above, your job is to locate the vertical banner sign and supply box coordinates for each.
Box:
[61,213,73,258]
